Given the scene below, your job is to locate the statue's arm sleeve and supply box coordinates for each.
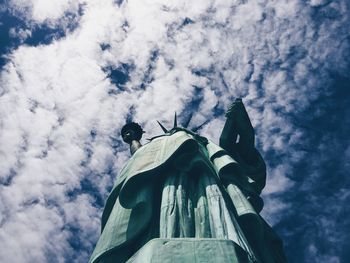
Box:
[219,98,255,160]
[219,99,266,193]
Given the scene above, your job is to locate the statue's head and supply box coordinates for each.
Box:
[155,113,207,136]
[121,113,207,145]
[121,122,144,144]
[153,113,208,145]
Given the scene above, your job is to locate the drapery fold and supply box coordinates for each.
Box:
[89,131,271,263]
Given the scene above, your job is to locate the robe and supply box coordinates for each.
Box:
[89,130,286,263]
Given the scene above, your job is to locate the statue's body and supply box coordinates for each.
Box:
[90,99,287,263]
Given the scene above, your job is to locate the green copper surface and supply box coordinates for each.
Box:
[127,238,250,263]
[89,100,287,263]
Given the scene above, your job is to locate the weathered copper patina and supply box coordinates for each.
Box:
[90,99,287,263]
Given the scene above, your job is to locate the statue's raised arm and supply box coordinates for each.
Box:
[220,98,255,163]
[220,99,267,195]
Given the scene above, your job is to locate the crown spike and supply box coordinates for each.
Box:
[182,113,193,129]
[157,120,168,133]
[192,120,209,133]
[173,112,177,128]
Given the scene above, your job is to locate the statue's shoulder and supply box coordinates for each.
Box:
[115,131,197,186]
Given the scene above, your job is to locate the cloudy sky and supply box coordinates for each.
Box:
[0,0,349,262]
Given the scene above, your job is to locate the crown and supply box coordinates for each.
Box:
[156,112,208,134]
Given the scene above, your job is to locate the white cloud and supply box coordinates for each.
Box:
[9,0,84,25]
[307,244,340,263]
[9,27,32,43]
[0,0,349,262]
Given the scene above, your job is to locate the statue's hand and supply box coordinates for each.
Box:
[225,98,242,119]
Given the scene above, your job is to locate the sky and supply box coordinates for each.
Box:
[0,0,349,262]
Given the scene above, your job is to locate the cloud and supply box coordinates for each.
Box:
[8,0,83,26]
[0,0,349,262]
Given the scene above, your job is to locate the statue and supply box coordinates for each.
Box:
[89,99,287,263]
